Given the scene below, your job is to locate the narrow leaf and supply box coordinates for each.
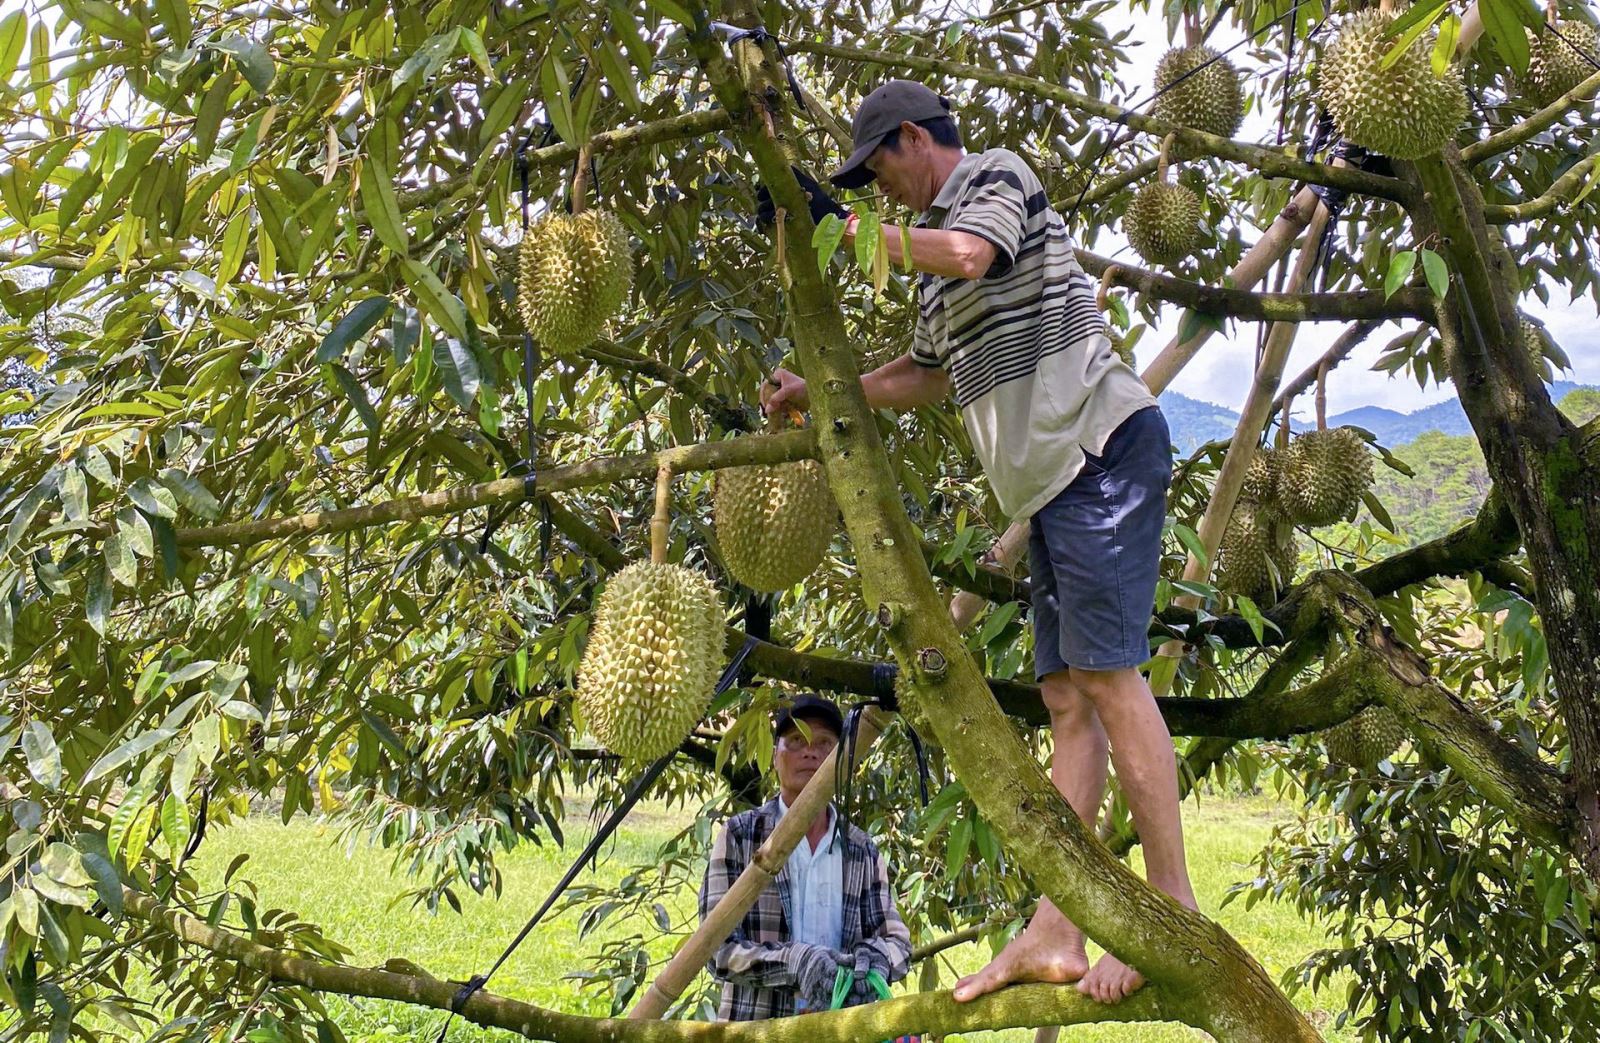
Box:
[22,721,61,790]
[330,364,381,434]
[1384,250,1417,300]
[1419,248,1449,299]
[317,296,391,363]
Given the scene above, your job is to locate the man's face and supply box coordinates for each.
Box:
[864,124,935,212]
[774,716,840,791]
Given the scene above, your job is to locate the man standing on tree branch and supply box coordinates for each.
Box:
[760,79,1197,1004]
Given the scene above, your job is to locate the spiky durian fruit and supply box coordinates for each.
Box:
[516,209,632,354]
[1518,20,1599,108]
[714,460,838,592]
[1152,45,1246,138]
[576,561,723,761]
[1216,502,1299,603]
[1241,445,1282,507]
[1324,705,1407,767]
[1278,427,1373,526]
[1318,9,1468,160]
[1125,181,1204,266]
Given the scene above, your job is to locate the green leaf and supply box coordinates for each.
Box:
[41,844,94,888]
[1172,522,1209,570]
[359,157,409,256]
[944,814,974,877]
[1433,14,1462,75]
[194,70,235,162]
[5,473,56,554]
[1362,489,1397,532]
[596,36,641,111]
[390,306,420,365]
[853,209,880,272]
[317,296,391,364]
[22,720,61,790]
[127,479,179,519]
[812,213,846,276]
[104,532,136,586]
[1379,0,1450,69]
[157,469,221,520]
[1480,0,1535,75]
[152,0,192,50]
[539,52,576,145]
[59,465,88,524]
[192,714,221,766]
[86,560,112,635]
[109,762,161,859]
[1419,248,1449,299]
[79,848,122,917]
[13,888,38,938]
[433,337,482,410]
[329,364,381,434]
[0,12,27,83]
[166,660,218,687]
[360,709,409,761]
[160,793,191,859]
[457,26,493,76]
[645,0,694,25]
[84,728,175,785]
[1384,250,1417,300]
[214,37,274,93]
[117,507,154,558]
[399,259,469,341]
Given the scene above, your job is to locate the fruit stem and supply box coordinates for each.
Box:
[1157,132,1177,182]
[570,145,591,215]
[651,464,673,564]
[1278,398,1292,450]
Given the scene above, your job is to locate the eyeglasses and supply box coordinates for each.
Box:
[776,733,838,754]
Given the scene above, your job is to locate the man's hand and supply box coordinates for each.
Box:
[760,367,809,418]
[756,167,849,228]
[792,943,847,1005]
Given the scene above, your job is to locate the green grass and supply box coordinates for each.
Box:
[183,794,1355,1042]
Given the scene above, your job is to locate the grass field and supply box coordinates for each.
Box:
[187,794,1357,1042]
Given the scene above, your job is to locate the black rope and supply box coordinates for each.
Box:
[432,636,760,1038]
[1546,19,1600,74]
[872,663,932,809]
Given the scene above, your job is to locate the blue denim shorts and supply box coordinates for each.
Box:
[1030,405,1173,677]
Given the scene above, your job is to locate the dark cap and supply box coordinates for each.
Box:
[772,694,844,740]
[829,80,954,189]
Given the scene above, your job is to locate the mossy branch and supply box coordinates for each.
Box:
[123,888,1190,1041]
[1483,147,1600,223]
[1077,250,1434,322]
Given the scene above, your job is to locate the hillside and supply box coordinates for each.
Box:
[1159,381,1594,452]
[1160,387,1600,545]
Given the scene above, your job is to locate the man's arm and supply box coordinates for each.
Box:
[699,823,841,995]
[762,354,948,418]
[843,219,997,281]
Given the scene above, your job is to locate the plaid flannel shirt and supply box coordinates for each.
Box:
[698,797,912,1021]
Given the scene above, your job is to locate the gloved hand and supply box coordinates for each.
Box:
[791,943,848,1006]
[756,167,849,228]
[839,946,895,1004]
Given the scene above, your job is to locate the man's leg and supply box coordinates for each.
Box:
[1071,664,1198,1003]
[952,671,1109,1000]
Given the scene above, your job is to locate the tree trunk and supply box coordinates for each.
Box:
[1411,149,1600,876]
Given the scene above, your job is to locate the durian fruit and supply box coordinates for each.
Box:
[1240,445,1282,507]
[714,460,838,592]
[576,561,723,761]
[1323,705,1407,768]
[1124,180,1204,267]
[1318,9,1468,160]
[1517,20,1599,108]
[516,209,632,354]
[1215,502,1299,603]
[1152,45,1245,138]
[1278,427,1373,526]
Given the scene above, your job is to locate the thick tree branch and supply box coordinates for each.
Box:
[788,40,1415,205]
[98,430,816,550]
[1077,250,1432,323]
[1462,67,1600,164]
[125,888,1183,1041]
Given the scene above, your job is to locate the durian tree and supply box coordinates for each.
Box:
[0,0,1598,1041]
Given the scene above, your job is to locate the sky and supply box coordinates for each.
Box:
[1067,9,1600,418]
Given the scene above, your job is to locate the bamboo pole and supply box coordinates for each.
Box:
[1149,198,1335,693]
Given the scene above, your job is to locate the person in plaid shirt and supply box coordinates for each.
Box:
[698,694,912,1020]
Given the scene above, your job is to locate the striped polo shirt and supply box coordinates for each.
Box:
[911,148,1155,519]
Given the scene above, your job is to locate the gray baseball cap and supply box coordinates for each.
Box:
[828,79,954,189]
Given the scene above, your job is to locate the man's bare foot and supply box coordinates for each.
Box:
[951,923,1088,1003]
[1076,952,1143,1004]
[1077,890,1200,1004]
